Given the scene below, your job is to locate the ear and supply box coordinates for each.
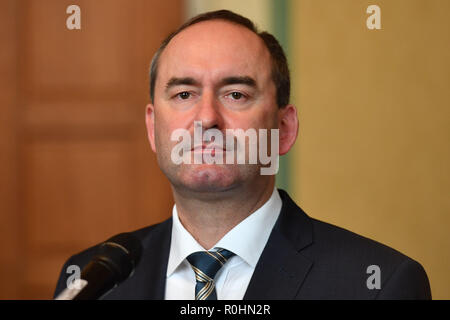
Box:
[145,103,156,153]
[278,104,299,155]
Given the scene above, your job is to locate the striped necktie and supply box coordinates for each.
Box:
[186,248,235,300]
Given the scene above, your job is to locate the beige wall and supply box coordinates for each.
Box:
[290,0,450,299]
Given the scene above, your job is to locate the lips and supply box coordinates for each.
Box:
[192,144,227,156]
[193,144,224,150]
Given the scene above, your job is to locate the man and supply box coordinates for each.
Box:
[54,10,431,299]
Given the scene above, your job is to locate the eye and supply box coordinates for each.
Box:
[229,92,244,100]
[177,91,191,100]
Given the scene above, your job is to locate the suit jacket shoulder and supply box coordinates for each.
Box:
[244,189,432,299]
[306,216,431,299]
[53,218,173,299]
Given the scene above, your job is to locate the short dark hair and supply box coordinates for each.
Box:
[149,10,290,108]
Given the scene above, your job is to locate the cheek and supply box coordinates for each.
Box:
[154,114,188,152]
[261,105,280,128]
[250,108,279,129]
[155,105,193,130]
[153,116,171,149]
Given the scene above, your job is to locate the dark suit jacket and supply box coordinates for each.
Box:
[54,190,431,299]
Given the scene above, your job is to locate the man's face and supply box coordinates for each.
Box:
[146,20,292,194]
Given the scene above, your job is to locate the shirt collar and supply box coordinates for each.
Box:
[166,188,282,276]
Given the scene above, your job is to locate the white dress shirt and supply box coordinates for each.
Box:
[165,188,282,300]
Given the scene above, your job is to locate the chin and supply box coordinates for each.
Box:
[179,165,240,193]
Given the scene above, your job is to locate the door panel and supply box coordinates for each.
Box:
[0,0,182,299]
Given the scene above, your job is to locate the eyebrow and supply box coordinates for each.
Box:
[165,76,257,92]
[165,77,199,91]
[219,76,256,88]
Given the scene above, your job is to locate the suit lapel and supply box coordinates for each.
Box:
[244,190,314,300]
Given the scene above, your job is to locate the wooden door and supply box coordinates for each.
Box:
[0,0,182,299]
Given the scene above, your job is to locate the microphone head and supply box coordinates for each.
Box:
[91,232,143,283]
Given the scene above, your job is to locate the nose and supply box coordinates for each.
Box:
[195,90,223,130]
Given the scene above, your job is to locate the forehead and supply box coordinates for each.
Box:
[157,20,272,82]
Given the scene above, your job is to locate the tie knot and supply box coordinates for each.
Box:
[187,248,235,282]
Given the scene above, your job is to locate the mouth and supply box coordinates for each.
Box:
[191,144,230,156]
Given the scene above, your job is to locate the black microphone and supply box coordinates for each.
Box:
[70,232,142,300]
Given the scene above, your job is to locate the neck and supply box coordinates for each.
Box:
[173,178,275,249]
